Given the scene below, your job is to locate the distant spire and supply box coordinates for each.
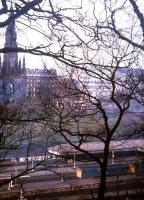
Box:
[0,54,1,67]
[18,59,21,69]
[10,2,13,12]
[2,6,18,75]
[43,62,47,69]
[22,56,26,70]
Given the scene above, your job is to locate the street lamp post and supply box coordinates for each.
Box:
[61,163,64,182]
[8,174,14,190]
[73,154,76,169]
[31,160,34,172]
[15,162,18,186]
[112,151,115,164]
[61,171,64,182]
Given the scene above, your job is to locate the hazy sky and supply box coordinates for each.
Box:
[0,0,143,71]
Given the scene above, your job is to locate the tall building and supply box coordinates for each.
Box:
[0,18,25,104]
[0,18,57,106]
[2,19,19,75]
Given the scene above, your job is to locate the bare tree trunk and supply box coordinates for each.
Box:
[98,142,110,200]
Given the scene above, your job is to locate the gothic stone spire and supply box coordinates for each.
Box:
[3,16,18,75]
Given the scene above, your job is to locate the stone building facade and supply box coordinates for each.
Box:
[0,19,57,106]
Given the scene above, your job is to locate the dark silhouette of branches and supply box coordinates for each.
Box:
[0,0,43,27]
[129,0,144,37]
[0,1,144,199]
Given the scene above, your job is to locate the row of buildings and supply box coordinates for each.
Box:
[0,17,143,113]
[0,18,79,108]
